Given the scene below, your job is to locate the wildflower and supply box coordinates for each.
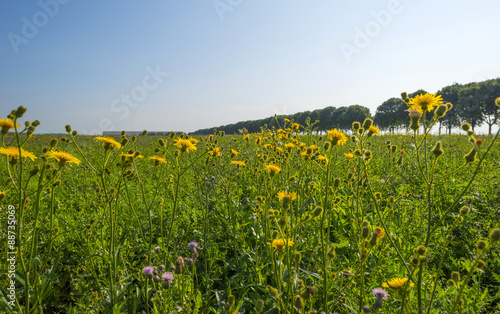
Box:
[265,164,281,176]
[174,256,185,274]
[369,227,384,246]
[187,241,198,249]
[46,150,81,167]
[209,146,222,157]
[345,153,354,159]
[149,156,167,165]
[120,153,143,160]
[366,125,380,137]
[174,138,197,153]
[0,191,6,202]
[161,272,174,289]
[362,305,371,313]
[94,136,122,149]
[408,93,443,112]
[327,129,347,146]
[372,288,388,300]
[269,238,294,253]
[382,277,415,290]
[277,191,297,209]
[230,160,246,168]
[291,123,300,130]
[0,118,19,134]
[407,108,423,131]
[285,143,295,150]
[142,266,155,279]
[0,147,37,161]
[475,138,482,149]
[230,149,238,157]
[317,155,328,164]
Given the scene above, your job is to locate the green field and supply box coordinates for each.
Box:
[1,102,500,313]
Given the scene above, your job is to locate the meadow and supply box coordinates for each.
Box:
[1,95,500,313]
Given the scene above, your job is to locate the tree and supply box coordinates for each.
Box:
[374,98,407,131]
[457,85,485,131]
[438,83,462,135]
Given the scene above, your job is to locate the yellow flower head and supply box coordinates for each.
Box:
[317,155,328,164]
[230,160,246,167]
[209,146,222,157]
[243,134,250,141]
[231,149,239,157]
[382,277,415,290]
[291,123,300,130]
[407,108,423,119]
[0,147,36,161]
[345,153,354,159]
[174,138,197,153]
[94,136,122,149]
[188,137,199,145]
[327,129,348,146]
[46,150,80,166]
[285,143,295,150]
[120,153,143,160]
[408,93,443,112]
[265,164,281,176]
[367,125,381,136]
[269,238,295,252]
[277,191,297,203]
[149,156,167,165]
[0,119,19,134]
[374,227,385,240]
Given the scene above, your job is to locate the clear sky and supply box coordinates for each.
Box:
[1,0,499,134]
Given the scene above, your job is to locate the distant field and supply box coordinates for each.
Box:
[1,108,500,313]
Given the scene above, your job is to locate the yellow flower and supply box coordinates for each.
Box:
[367,125,381,136]
[209,146,222,157]
[277,191,297,203]
[374,227,385,240]
[284,118,290,123]
[345,153,354,159]
[46,150,80,166]
[94,136,122,149]
[243,134,250,141]
[174,138,197,153]
[255,136,262,145]
[291,123,300,130]
[269,238,295,251]
[0,119,19,134]
[0,147,37,161]
[285,143,295,150]
[188,137,199,145]
[408,93,443,112]
[231,149,239,157]
[382,277,415,290]
[327,129,347,146]
[148,156,167,165]
[230,160,246,167]
[265,164,281,176]
[317,155,328,163]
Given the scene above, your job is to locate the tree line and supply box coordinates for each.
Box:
[190,78,500,135]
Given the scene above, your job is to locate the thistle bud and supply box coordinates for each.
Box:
[334,177,341,188]
[362,118,373,131]
[451,271,460,282]
[361,226,370,238]
[464,148,477,164]
[32,120,40,127]
[300,286,315,301]
[431,141,444,158]
[391,145,397,153]
[447,279,456,287]
[15,106,27,118]
[401,92,408,100]
[408,109,422,131]
[65,125,72,133]
[294,295,305,309]
[294,252,302,265]
[435,104,448,118]
[459,206,469,216]
[327,246,336,259]
[268,285,279,298]
[352,121,361,131]
[313,206,323,217]
[476,240,488,251]
[460,123,471,132]
[489,228,500,243]
[415,245,427,256]
[72,130,78,136]
[445,102,453,110]
[141,130,148,136]
[475,138,482,149]
[255,299,264,313]
[477,260,487,269]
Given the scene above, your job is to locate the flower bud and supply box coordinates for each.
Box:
[435,104,448,118]
[255,299,264,313]
[431,141,444,158]
[65,125,72,133]
[362,118,373,131]
[464,148,477,164]
[451,271,460,282]
[460,123,471,132]
[15,106,27,118]
[476,240,488,251]
[489,228,500,243]
[459,206,469,216]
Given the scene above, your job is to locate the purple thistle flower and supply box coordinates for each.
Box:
[162,272,174,282]
[372,288,388,300]
[187,241,198,249]
[142,266,154,278]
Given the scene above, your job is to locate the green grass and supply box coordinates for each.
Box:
[1,112,500,313]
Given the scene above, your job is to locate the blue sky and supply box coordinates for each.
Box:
[1,0,499,134]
